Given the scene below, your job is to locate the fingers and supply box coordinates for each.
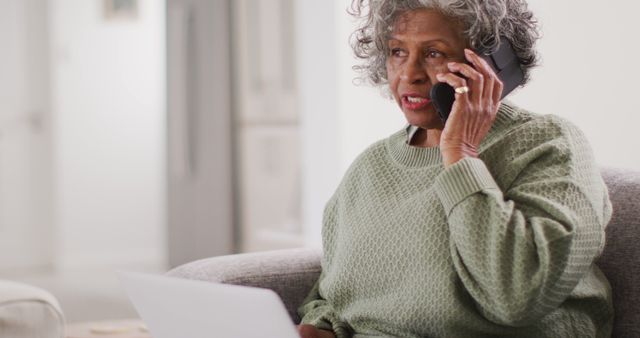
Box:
[298,325,336,338]
[464,48,503,105]
[298,324,319,338]
[435,72,471,107]
[463,49,493,105]
[445,61,484,103]
[318,330,337,338]
[436,48,505,119]
[435,72,467,90]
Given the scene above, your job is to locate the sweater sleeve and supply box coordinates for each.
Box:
[297,196,352,338]
[298,275,352,338]
[433,116,612,327]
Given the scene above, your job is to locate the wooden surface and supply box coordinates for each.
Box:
[66,319,151,338]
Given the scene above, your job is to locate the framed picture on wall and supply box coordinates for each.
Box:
[104,0,138,20]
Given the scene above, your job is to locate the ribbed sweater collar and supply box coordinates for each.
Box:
[386,102,520,168]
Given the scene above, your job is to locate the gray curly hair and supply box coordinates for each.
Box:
[350,0,540,86]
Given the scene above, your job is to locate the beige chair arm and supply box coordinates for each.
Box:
[0,280,65,338]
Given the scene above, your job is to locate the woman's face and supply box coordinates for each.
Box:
[386,9,467,130]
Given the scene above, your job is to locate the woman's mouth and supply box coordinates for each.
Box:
[402,95,431,110]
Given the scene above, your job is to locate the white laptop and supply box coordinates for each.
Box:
[117,271,300,338]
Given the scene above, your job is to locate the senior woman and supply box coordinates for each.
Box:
[297,0,612,337]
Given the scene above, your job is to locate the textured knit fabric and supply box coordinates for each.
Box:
[298,103,613,338]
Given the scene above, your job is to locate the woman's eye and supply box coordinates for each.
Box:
[425,49,444,59]
[390,48,406,57]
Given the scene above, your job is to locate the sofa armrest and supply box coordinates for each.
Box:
[166,248,322,323]
[0,280,65,338]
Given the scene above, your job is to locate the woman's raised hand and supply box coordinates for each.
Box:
[436,48,504,167]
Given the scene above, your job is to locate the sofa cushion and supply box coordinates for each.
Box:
[167,248,323,323]
[0,280,65,338]
[597,167,640,338]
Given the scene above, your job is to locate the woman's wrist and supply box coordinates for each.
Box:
[441,143,479,167]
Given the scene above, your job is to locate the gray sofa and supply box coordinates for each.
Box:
[168,167,640,338]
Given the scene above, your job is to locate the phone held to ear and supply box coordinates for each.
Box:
[430,37,525,122]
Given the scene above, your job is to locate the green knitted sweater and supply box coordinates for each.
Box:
[299,103,613,338]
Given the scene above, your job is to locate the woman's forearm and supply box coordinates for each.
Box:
[434,156,610,326]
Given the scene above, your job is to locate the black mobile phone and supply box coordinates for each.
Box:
[430,37,525,122]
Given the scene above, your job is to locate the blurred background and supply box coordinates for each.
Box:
[1,0,638,324]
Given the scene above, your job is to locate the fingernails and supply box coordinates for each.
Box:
[464,48,475,61]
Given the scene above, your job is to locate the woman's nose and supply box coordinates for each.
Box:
[400,57,427,84]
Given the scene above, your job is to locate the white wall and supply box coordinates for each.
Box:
[510,0,640,170]
[335,2,405,172]
[0,0,53,270]
[50,0,166,268]
[296,1,342,246]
